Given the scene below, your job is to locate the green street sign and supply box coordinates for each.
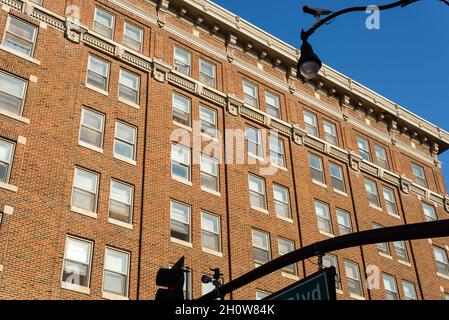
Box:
[265,267,337,301]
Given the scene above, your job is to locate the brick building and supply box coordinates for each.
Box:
[0,0,449,300]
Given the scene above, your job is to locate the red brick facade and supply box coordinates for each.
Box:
[0,0,448,300]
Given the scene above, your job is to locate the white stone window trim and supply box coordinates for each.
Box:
[202,247,223,258]
[0,109,30,124]
[108,217,133,230]
[170,237,193,248]
[61,282,91,295]
[70,206,98,219]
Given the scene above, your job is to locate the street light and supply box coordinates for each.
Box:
[297,0,449,80]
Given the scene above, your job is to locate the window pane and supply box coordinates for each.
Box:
[66,238,91,264]
[89,56,109,76]
[423,203,437,221]
[72,189,95,212]
[104,272,126,295]
[105,249,128,274]
[249,175,264,194]
[202,213,219,234]
[74,168,97,192]
[171,201,190,224]
[403,282,417,300]
[123,22,142,51]
[0,140,13,164]
[116,123,135,143]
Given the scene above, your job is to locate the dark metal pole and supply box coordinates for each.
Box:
[198,219,449,300]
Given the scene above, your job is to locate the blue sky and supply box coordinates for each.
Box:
[213,0,449,189]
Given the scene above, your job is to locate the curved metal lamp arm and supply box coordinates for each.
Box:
[301,0,421,41]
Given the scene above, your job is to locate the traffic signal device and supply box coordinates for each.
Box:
[155,256,185,301]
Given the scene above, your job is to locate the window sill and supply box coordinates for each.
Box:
[102,291,129,300]
[202,247,223,258]
[336,289,344,296]
[201,133,219,143]
[333,189,348,197]
[369,205,383,212]
[312,180,328,189]
[319,230,335,238]
[172,176,192,187]
[0,109,30,124]
[436,272,449,280]
[70,206,97,219]
[114,154,137,166]
[173,121,192,132]
[388,213,401,220]
[108,218,133,230]
[0,45,41,65]
[118,97,140,110]
[201,186,221,197]
[276,215,293,224]
[0,182,18,193]
[85,83,109,96]
[281,272,300,281]
[350,294,366,301]
[248,154,265,163]
[170,237,193,248]
[378,252,393,260]
[270,162,288,172]
[79,141,104,154]
[61,282,90,295]
[398,260,412,267]
[251,206,269,215]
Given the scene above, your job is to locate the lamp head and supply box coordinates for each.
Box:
[297,40,322,80]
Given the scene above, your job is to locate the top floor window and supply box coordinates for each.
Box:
[199,59,216,88]
[93,7,115,39]
[0,71,27,116]
[412,164,427,188]
[174,47,191,76]
[3,16,38,57]
[243,81,259,109]
[304,110,318,137]
[357,137,371,161]
[265,91,280,119]
[123,21,143,52]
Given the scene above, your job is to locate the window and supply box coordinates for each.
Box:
[336,209,352,235]
[0,71,27,115]
[103,248,130,297]
[123,21,143,52]
[373,224,391,256]
[199,59,216,88]
[200,154,219,192]
[273,184,291,219]
[86,55,110,92]
[365,179,380,208]
[383,274,399,300]
[201,212,221,252]
[0,139,14,183]
[394,241,409,263]
[433,246,449,276]
[243,81,259,108]
[183,268,192,300]
[323,254,342,290]
[109,180,134,224]
[256,291,270,300]
[345,261,363,298]
[330,162,345,193]
[382,187,398,217]
[444,293,449,300]
[412,164,427,188]
[357,137,371,161]
[252,229,270,265]
[402,281,417,300]
[170,201,191,243]
[172,144,191,182]
[304,111,318,137]
[114,122,137,162]
[93,7,115,39]
[30,0,42,5]
[323,120,337,145]
[315,201,332,235]
[374,144,389,170]
[119,69,140,105]
[269,135,285,168]
[79,108,104,150]
[278,238,296,275]
[174,47,191,76]
[246,126,263,159]
[3,16,37,57]
[62,237,92,288]
[172,93,191,127]
[71,168,99,213]
[200,105,217,138]
[265,91,280,118]
[309,153,325,184]
[248,174,267,210]
[422,203,437,222]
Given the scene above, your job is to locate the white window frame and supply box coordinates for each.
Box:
[309,153,325,185]
[382,187,399,217]
[433,246,449,276]
[71,167,99,214]
[304,110,318,137]
[61,236,93,290]
[336,209,352,235]
[172,92,191,128]
[108,180,134,225]
[273,184,291,220]
[86,55,110,93]
[402,281,417,300]
[118,68,140,106]
[265,91,281,118]
[246,126,264,159]
[365,179,381,209]
[252,229,270,265]
[256,290,271,300]
[394,241,409,263]
[345,261,364,298]
[200,154,219,193]
[123,21,143,52]
[3,16,38,58]
[201,212,221,253]
[102,247,130,298]
[373,223,391,256]
[248,174,267,211]
[78,107,105,151]
[174,46,191,76]
[412,163,427,188]
[114,121,137,163]
[374,144,389,170]
[0,138,15,184]
[243,80,259,109]
[199,105,217,139]
[422,202,437,222]
[199,58,216,88]
[278,238,297,275]
[330,162,345,193]
[315,200,333,235]
[171,143,191,183]
[269,135,286,168]
[323,254,342,290]
[93,7,115,39]
[382,274,399,300]
[323,120,337,145]
[0,71,27,116]
[170,200,191,244]
[357,137,371,162]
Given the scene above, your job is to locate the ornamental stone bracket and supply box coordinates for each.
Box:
[21,1,34,16]
[64,16,87,44]
[226,94,242,116]
[152,59,171,83]
[339,95,351,122]
[157,0,170,27]
[292,125,307,145]
[444,196,449,213]
[400,175,412,194]
[226,34,237,63]
[349,151,362,172]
